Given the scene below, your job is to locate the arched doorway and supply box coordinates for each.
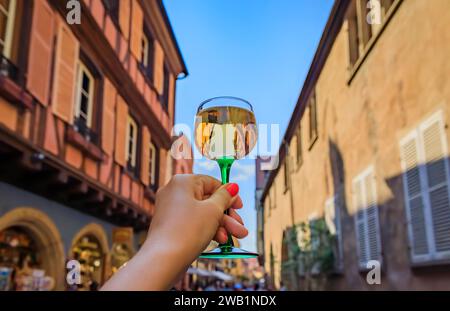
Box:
[0,208,65,290]
[70,223,110,291]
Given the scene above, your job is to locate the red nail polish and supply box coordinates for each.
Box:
[226,183,239,197]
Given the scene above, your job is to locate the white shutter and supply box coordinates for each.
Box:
[365,172,382,262]
[353,167,381,269]
[353,179,368,269]
[400,131,431,262]
[420,113,450,257]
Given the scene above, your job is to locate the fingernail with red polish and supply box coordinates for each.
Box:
[226,183,239,197]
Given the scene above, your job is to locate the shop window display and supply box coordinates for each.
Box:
[71,235,104,291]
[0,226,54,291]
[110,228,134,274]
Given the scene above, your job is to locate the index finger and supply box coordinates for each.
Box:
[195,174,222,196]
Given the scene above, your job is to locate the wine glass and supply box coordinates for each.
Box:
[194,96,258,259]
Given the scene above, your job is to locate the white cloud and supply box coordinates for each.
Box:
[230,162,255,181]
[232,173,251,182]
[195,160,217,171]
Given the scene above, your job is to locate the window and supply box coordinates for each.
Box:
[308,91,318,147]
[346,0,400,67]
[400,111,450,264]
[325,195,344,271]
[160,64,170,112]
[140,28,154,80]
[74,62,95,129]
[270,185,276,211]
[141,34,149,68]
[102,0,119,24]
[149,141,158,188]
[296,125,303,168]
[126,116,138,172]
[0,0,16,59]
[381,0,395,17]
[353,166,382,269]
[346,2,360,66]
[283,148,290,192]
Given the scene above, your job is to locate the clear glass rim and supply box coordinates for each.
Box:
[197,96,253,113]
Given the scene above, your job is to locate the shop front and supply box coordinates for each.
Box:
[0,208,65,290]
[70,235,106,290]
[110,228,134,274]
[69,223,110,291]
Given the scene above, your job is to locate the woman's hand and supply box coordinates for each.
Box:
[148,174,247,257]
[101,174,248,291]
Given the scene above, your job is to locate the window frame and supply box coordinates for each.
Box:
[270,184,276,211]
[283,144,290,193]
[296,125,303,169]
[126,115,139,171]
[308,91,318,149]
[74,61,95,129]
[102,0,119,26]
[160,63,170,112]
[0,0,17,59]
[140,26,154,82]
[352,165,382,270]
[346,0,403,83]
[141,33,149,68]
[149,141,157,187]
[400,110,450,264]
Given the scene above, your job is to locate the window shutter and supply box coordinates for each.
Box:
[400,132,431,262]
[140,126,150,186]
[364,172,382,263]
[119,0,131,39]
[354,180,368,268]
[353,167,381,269]
[153,40,164,95]
[102,78,117,155]
[27,0,55,106]
[115,96,128,166]
[168,73,175,121]
[420,115,450,256]
[130,0,143,60]
[52,22,79,123]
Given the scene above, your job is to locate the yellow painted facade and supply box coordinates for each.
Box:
[261,0,450,290]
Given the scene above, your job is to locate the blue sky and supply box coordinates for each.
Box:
[164,0,334,252]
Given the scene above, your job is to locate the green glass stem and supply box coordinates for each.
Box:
[217,157,235,253]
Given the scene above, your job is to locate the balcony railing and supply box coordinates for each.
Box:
[73,117,99,145]
[0,55,18,82]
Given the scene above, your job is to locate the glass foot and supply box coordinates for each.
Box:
[199,247,258,259]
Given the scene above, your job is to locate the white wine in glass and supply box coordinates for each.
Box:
[194,97,258,259]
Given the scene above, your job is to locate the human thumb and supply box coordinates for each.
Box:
[205,183,239,212]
